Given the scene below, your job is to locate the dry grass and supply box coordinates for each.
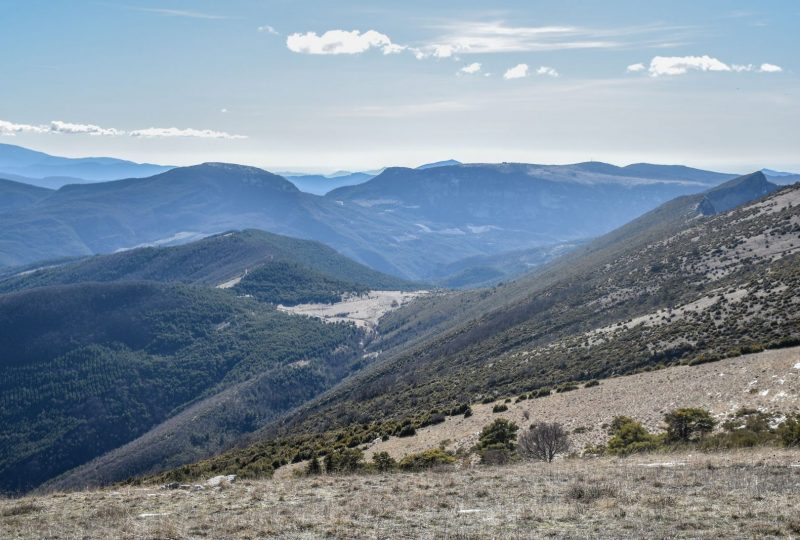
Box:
[2,448,799,539]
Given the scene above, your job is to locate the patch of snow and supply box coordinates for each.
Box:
[139,513,170,518]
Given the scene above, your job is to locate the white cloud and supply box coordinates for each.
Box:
[286,29,400,55]
[536,66,559,77]
[503,63,529,80]
[460,62,482,74]
[258,25,279,35]
[2,118,247,139]
[632,56,785,77]
[49,120,122,136]
[0,119,48,135]
[759,63,783,73]
[132,8,232,20]
[413,21,659,58]
[648,55,731,76]
[129,127,247,139]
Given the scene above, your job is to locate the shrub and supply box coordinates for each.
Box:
[397,424,417,438]
[584,380,600,388]
[324,448,364,473]
[556,382,579,393]
[518,422,571,462]
[478,418,519,451]
[664,408,715,442]
[492,404,508,413]
[532,388,551,398]
[606,416,661,455]
[398,449,455,471]
[372,451,397,472]
[463,406,473,418]
[779,415,800,447]
[305,453,321,475]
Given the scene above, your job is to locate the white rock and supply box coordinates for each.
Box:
[206,474,236,487]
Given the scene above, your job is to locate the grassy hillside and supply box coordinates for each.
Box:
[0,229,413,296]
[0,281,365,494]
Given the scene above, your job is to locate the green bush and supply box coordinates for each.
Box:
[583,380,600,388]
[492,404,508,413]
[664,408,715,442]
[372,451,397,472]
[478,418,519,451]
[556,382,579,393]
[323,448,364,473]
[398,449,455,471]
[779,415,800,447]
[397,424,417,438]
[606,416,661,455]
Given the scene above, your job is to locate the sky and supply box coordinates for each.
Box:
[0,0,798,173]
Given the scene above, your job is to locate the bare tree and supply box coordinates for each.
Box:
[518,422,570,462]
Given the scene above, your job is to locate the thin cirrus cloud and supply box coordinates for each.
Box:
[409,21,692,58]
[130,7,234,20]
[0,119,246,139]
[129,127,247,139]
[630,55,784,76]
[286,29,404,55]
[258,25,279,35]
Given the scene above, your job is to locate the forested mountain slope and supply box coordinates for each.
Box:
[0,229,412,298]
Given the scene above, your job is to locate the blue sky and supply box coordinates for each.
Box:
[1,0,798,172]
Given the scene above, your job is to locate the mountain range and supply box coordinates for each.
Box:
[3,152,782,283]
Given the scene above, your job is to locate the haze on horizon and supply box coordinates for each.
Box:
[0,0,798,173]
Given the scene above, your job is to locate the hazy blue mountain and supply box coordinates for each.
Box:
[417,159,462,169]
[0,177,53,214]
[761,168,800,186]
[0,160,749,280]
[285,171,375,195]
[0,143,172,185]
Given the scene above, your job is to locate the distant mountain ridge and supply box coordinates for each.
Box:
[0,143,172,186]
[0,155,770,281]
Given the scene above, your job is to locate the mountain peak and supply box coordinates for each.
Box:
[698,171,778,215]
[417,159,461,170]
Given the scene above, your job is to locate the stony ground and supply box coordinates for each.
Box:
[2,449,799,539]
[348,346,800,464]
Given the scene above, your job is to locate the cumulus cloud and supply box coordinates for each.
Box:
[129,127,247,139]
[0,119,48,135]
[632,56,784,77]
[536,66,559,77]
[503,63,529,79]
[49,120,122,136]
[759,63,783,73]
[648,55,731,76]
[286,29,401,55]
[460,62,481,74]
